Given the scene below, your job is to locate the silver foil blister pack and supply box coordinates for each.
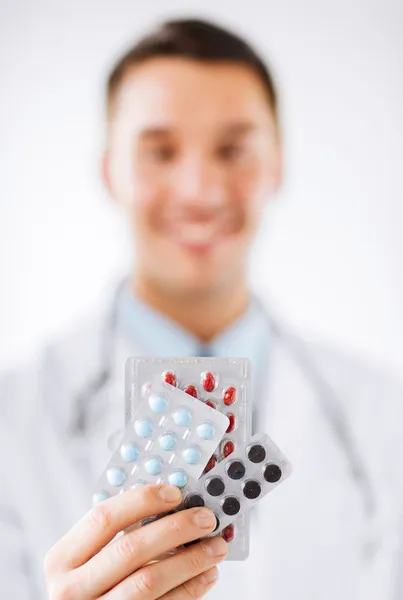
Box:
[177,432,292,535]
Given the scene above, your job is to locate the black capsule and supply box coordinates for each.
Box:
[222,496,241,516]
[227,460,246,480]
[214,515,220,532]
[247,444,266,463]
[264,463,282,483]
[243,479,261,500]
[206,477,225,497]
[184,493,205,509]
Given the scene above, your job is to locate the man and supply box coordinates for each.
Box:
[1,17,403,600]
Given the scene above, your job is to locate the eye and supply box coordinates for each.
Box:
[144,145,176,162]
[217,144,246,161]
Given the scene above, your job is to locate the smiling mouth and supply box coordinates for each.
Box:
[168,222,237,253]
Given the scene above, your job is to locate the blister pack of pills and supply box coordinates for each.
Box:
[175,432,292,535]
[93,382,230,504]
[125,357,251,461]
[124,357,253,559]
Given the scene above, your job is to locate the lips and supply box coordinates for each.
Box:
[152,206,244,253]
[170,223,236,253]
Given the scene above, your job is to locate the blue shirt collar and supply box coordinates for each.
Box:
[116,285,270,377]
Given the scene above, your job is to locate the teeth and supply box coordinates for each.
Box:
[175,224,217,244]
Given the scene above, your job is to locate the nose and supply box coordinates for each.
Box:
[170,155,226,210]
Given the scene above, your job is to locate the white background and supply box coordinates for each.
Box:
[0,0,402,377]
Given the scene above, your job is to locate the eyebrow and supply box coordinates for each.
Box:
[138,126,174,139]
[219,122,257,136]
[137,121,258,141]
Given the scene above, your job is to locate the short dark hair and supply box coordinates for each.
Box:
[106,18,278,121]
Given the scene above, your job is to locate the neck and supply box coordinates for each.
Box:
[132,274,249,343]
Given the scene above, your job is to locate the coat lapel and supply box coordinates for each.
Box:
[245,331,369,597]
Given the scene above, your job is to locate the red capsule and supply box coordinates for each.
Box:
[223,386,236,406]
[221,524,235,543]
[205,400,216,410]
[226,413,236,433]
[222,440,235,458]
[184,384,198,398]
[202,371,216,392]
[163,371,177,387]
[203,455,217,474]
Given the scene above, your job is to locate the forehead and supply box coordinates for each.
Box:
[111,57,275,132]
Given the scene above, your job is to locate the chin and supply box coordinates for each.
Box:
[165,265,227,298]
[150,238,243,295]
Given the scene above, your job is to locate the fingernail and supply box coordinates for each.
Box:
[200,567,219,585]
[193,508,217,529]
[158,485,182,503]
[204,536,227,558]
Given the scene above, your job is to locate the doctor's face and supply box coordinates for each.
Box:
[104,58,281,296]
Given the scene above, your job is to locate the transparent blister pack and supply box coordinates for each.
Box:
[125,357,253,559]
[175,432,292,537]
[93,382,229,504]
[125,357,252,462]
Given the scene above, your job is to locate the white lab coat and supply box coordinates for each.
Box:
[1,298,403,600]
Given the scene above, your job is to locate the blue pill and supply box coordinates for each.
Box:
[92,491,110,505]
[182,447,202,465]
[149,394,168,414]
[159,433,177,451]
[145,457,163,476]
[134,419,154,438]
[120,443,140,462]
[197,422,216,440]
[132,480,147,489]
[169,470,188,488]
[173,408,192,427]
[106,467,126,487]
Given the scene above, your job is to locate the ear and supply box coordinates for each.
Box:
[101,151,114,200]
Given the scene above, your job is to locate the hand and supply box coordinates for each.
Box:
[44,484,227,599]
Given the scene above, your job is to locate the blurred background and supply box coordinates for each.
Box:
[0,0,402,377]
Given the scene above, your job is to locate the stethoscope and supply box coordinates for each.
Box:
[0,280,386,600]
[72,278,378,533]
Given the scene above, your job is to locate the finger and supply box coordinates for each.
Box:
[74,507,218,597]
[102,536,227,599]
[44,485,182,574]
[160,567,219,600]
